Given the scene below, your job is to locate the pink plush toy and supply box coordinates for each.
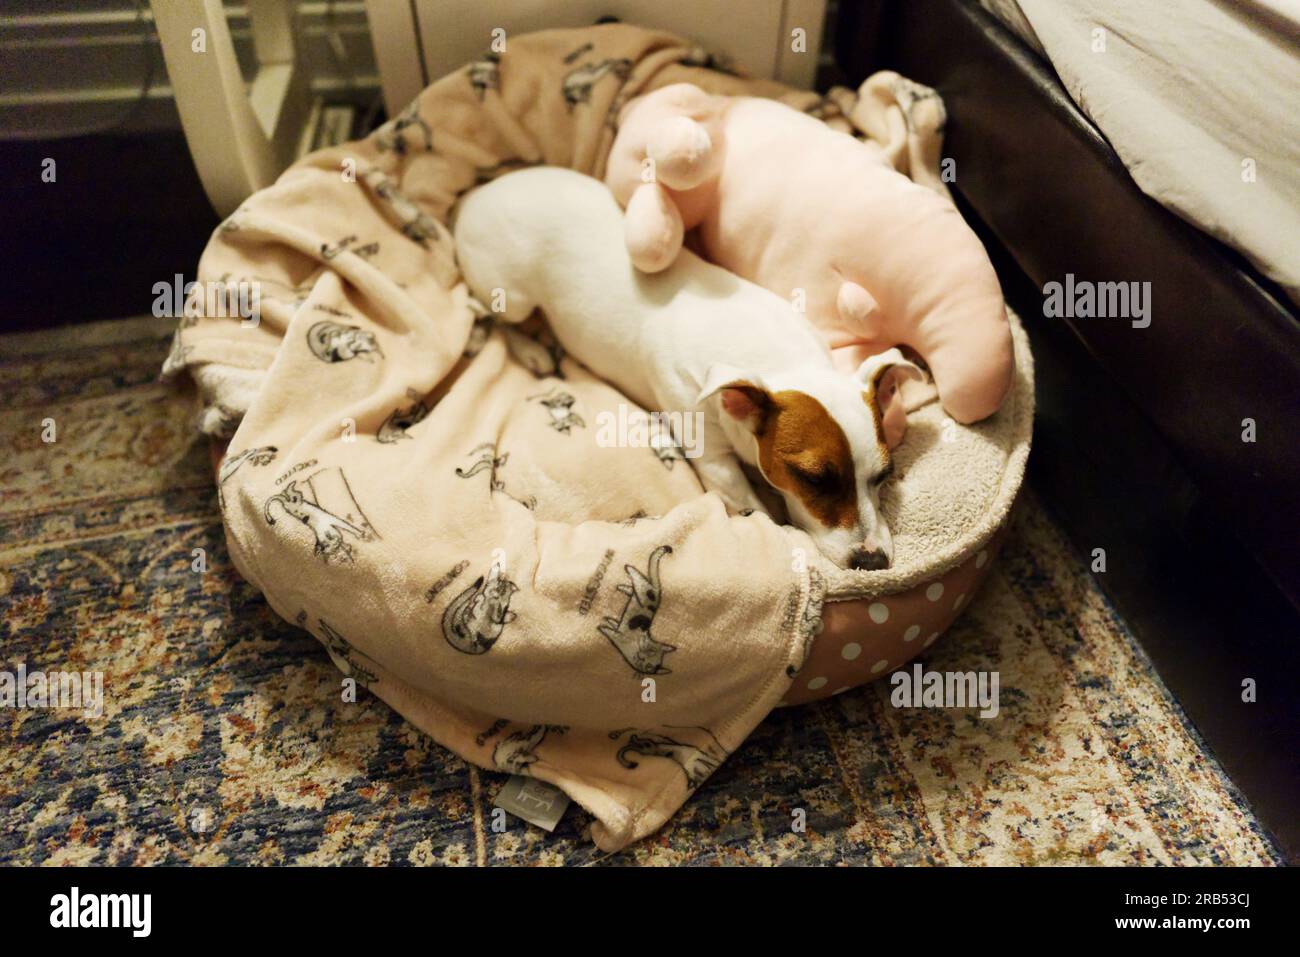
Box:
[604,83,1014,427]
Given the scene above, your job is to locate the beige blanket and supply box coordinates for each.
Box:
[164,23,952,850]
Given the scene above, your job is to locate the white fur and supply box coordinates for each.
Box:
[453,167,901,568]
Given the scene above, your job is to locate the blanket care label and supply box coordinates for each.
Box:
[494,775,571,832]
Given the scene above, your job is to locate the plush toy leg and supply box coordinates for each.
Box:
[624,181,685,273]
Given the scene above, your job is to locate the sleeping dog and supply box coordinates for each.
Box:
[452,167,920,570]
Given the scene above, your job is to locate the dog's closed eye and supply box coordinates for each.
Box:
[790,464,844,493]
[870,462,895,487]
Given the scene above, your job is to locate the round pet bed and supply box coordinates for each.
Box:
[181,23,1033,850]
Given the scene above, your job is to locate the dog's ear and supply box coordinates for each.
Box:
[856,348,925,450]
[698,364,771,433]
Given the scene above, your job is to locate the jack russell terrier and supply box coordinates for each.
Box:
[452,167,921,570]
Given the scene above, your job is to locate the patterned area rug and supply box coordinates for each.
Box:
[0,317,1280,866]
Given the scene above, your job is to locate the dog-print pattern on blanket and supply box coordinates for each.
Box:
[374,99,433,155]
[217,445,278,508]
[561,43,631,109]
[317,617,379,687]
[455,443,508,487]
[307,321,381,364]
[167,269,308,329]
[488,723,567,775]
[503,327,565,379]
[467,50,501,100]
[647,415,685,470]
[529,388,584,434]
[312,302,354,320]
[609,46,735,129]
[254,274,312,310]
[377,390,430,443]
[263,469,378,565]
[464,317,494,358]
[441,561,519,655]
[454,444,537,510]
[563,42,595,63]
[610,726,728,790]
[680,45,740,77]
[475,718,510,748]
[320,235,380,261]
[364,169,454,252]
[599,545,676,676]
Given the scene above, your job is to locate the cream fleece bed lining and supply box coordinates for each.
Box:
[821,307,1033,600]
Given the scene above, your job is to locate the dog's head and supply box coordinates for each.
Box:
[699,348,923,570]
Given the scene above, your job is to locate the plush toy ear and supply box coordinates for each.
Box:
[698,364,771,433]
[856,348,925,450]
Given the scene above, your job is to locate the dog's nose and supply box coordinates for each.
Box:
[848,546,890,570]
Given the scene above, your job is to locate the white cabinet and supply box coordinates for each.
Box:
[153,0,828,214]
[366,0,827,115]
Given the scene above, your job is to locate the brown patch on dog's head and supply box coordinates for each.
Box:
[721,387,858,530]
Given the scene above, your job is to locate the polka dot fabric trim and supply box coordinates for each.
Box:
[780,527,1009,706]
